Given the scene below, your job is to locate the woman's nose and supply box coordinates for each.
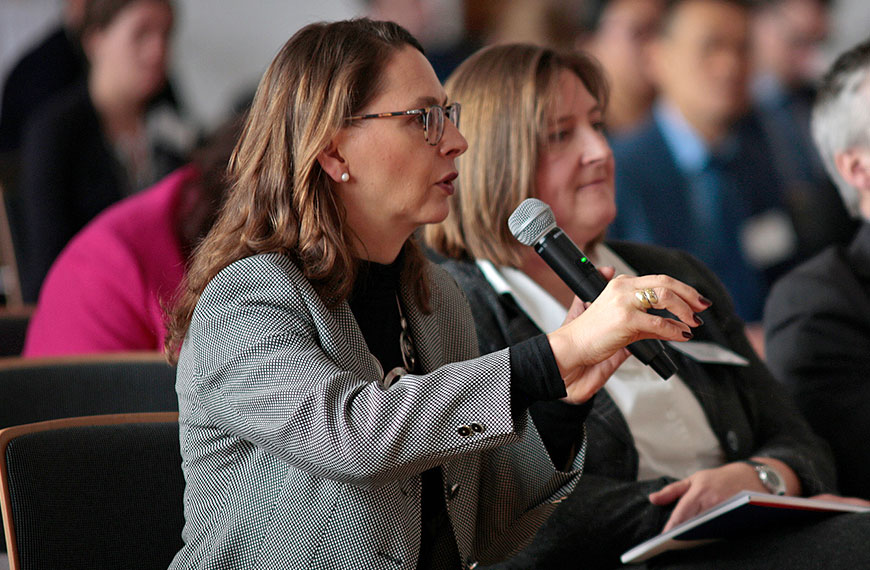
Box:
[440,120,468,158]
[583,130,612,164]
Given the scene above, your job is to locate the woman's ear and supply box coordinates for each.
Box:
[316,138,349,184]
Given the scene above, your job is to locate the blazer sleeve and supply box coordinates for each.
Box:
[179,254,538,489]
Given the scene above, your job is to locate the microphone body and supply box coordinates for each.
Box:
[508,198,676,380]
[533,227,677,379]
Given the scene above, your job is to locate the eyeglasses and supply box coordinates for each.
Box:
[346,103,461,146]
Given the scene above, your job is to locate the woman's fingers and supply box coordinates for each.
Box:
[661,496,701,533]
[561,348,630,404]
[626,274,710,312]
[608,274,708,336]
[548,273,708,374]
[649,478,690,507]
[598,265,616,281]
[631,311,694,342]
[563,296,587,324]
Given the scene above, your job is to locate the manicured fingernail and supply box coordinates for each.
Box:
[694,314,704,326]
[682,331,694,339]
[699,296,712,307]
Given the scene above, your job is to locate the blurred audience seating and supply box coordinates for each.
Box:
[0,308,32,358]
[0,353,177,430]
[0,184,22,309]
[0,352,177,554]
[0,412,182,570]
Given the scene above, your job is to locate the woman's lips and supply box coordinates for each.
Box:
[437,172,458,195]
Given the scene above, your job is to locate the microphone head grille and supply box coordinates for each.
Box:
[508,198,556,246]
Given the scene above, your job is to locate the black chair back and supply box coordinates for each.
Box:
[0,413,184,570]
[0,353,178,553]
[0,353,178,428]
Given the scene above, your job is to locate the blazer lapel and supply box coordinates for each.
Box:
[328,300,385,383]
[399,278,445,374]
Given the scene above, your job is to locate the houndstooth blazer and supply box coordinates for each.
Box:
[169,252,584,570]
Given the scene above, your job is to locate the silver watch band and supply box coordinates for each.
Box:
[741,459,787,495]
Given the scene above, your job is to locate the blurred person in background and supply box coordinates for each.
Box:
[428,41,870,570]
[480,0,584,51]
[607,0,801,351]
[578,0,665,134]
[751,0,856,256]
[765,38,870,501]
[23,115,239,357]
[0,0,88,290]
[17,0,192,304]
[361,0,476,80]
[0,0,88,156]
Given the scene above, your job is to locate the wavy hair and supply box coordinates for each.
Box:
[425,43,608,265]
[165,19,428,361]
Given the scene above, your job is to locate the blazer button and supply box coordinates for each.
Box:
[470,422,485,434]
[447,483,460,500]
[457,425,472,437]
[726,430,739,453]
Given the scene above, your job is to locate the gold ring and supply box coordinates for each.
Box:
[635,290,651,309]
[635,288,658,310]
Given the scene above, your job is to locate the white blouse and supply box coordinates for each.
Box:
[477,245,725,481]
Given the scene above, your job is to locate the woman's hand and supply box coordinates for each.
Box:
[649,463,766,532]
[547,273,709,404]
[554,268,629,403]
[649,459,800,533]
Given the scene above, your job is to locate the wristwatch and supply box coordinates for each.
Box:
[741,460,787,495]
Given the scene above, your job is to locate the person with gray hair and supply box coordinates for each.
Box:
[764,37,870,500]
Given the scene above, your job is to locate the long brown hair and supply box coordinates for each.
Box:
[424,44,608,265]
[165,19,429,362]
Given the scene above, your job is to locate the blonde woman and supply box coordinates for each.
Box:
[427,43,868,569]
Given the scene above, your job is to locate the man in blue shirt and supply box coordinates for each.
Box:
[609,0,800,328]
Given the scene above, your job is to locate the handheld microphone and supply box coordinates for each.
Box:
[508,198,677,380]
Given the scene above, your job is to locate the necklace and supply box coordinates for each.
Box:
[382,293,419,390]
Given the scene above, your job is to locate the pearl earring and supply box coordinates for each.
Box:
[340,172,349,182]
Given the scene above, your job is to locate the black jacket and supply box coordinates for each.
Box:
[440,240,836,569]
[17,82,184,302]
[765,222,870,500]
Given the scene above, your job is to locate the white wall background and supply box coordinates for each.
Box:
[171,0,360,128]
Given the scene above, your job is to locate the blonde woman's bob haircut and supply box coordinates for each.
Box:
[165,19,429,361]
[425,44,608,267]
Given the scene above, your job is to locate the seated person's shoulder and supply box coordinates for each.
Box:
[766,245,854,318]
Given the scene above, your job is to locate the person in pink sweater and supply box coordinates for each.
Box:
[24,119,238,356]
